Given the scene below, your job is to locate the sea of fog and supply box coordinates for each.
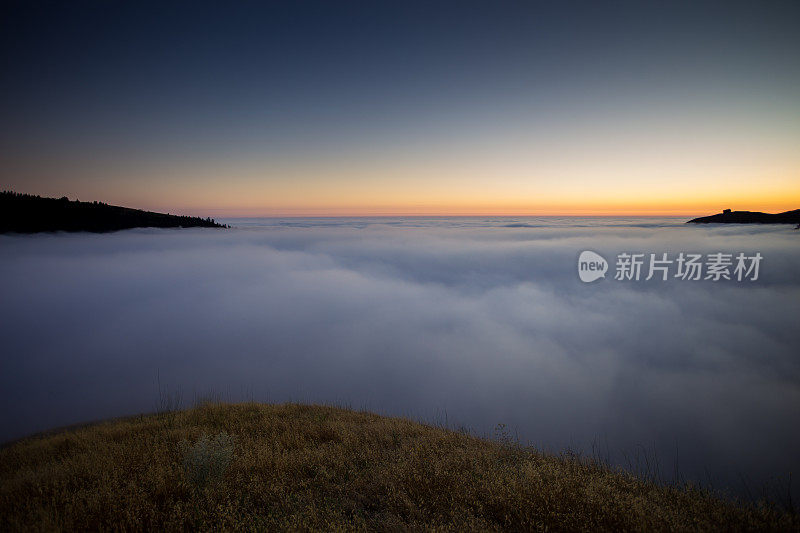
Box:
[1,217,799,501]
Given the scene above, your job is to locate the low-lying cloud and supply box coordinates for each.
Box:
[1,220,798,497]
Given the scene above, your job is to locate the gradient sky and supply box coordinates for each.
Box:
[1,0,799,216]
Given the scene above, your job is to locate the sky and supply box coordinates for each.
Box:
[1,0,799,216]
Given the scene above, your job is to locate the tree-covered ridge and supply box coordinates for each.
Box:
[0,191,227,233]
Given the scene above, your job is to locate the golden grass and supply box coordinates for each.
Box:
[0,402,795,531]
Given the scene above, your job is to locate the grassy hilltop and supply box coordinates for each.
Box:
[0,403,795,531]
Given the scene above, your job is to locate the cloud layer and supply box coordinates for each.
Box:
[1,220,798,497]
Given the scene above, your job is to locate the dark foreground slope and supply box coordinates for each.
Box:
[0,191,226,233]
[688,209,800,224]
[0,403,794,531]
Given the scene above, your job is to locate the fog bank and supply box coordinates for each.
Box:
[1,219,798,498]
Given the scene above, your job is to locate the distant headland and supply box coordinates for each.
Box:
[687,208,800,225]
[0,191,227,233]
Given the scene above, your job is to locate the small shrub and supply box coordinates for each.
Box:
[181,432,235,492]
[493,423,515,447]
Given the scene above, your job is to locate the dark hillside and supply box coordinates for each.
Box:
[688,209,800,224]
[0,192,227,233]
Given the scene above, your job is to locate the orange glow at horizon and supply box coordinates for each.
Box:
[107,151,800,218]
[15,162,799,218]
[7,101,799,218]
[128,185,800,218]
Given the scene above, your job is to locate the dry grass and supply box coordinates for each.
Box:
[0,402,795,531]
